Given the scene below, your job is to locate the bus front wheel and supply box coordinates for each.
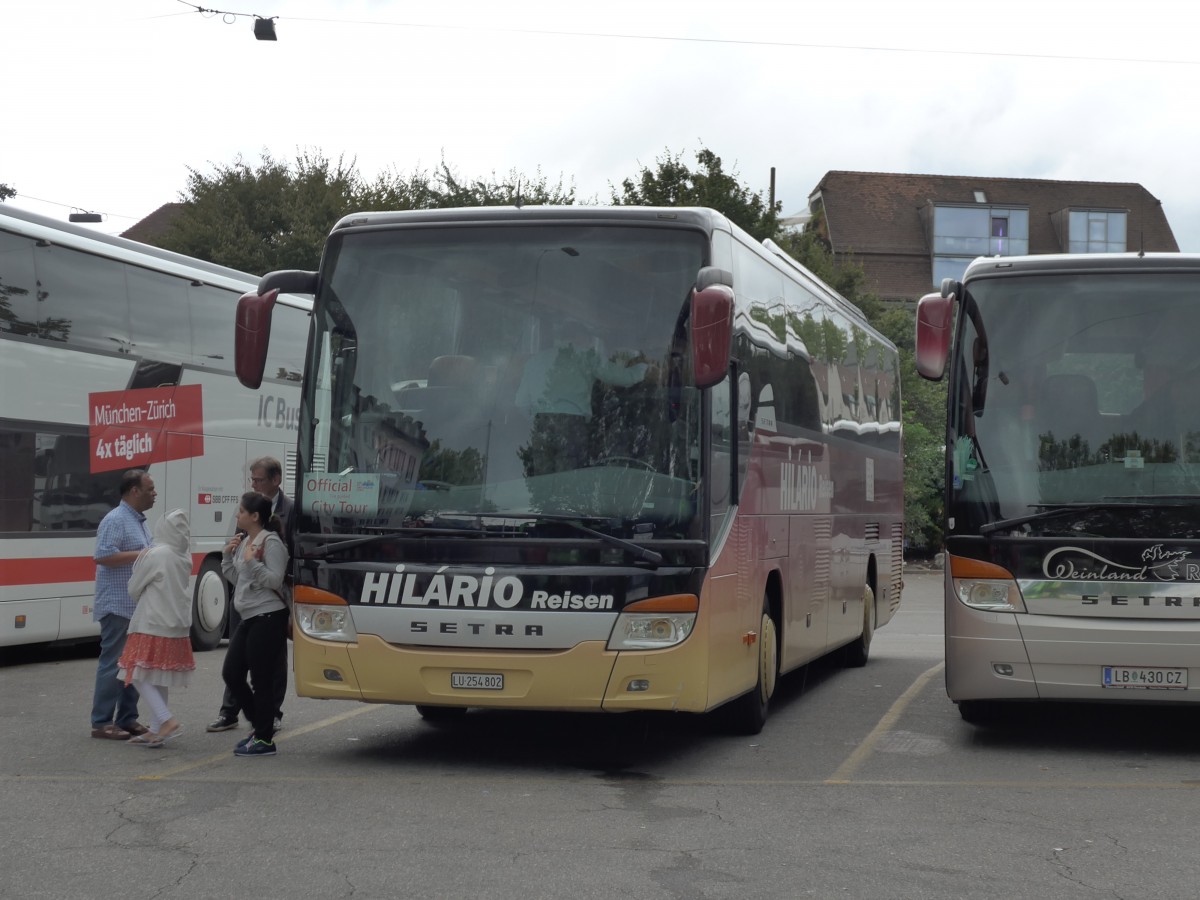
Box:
[722,597,779,735]
[957,700,1008,726]
[190,557,229,651]
[416,705,468,724]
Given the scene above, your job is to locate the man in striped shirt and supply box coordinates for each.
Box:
[90,469,157,740]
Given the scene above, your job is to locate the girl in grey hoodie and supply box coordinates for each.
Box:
[118,508,195,746]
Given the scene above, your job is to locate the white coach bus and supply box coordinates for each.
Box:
[0,204,309,649]
[917,252,1200,722]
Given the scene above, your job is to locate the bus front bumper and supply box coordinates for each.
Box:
[291,631,711,713]
[947,610,1200,703]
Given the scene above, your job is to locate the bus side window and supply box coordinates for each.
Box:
[0,230,40,337]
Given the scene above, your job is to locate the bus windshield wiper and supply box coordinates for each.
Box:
[305,527,484,557]
[461,511,664,567]
[979,502,1142,536]
[1100,494,1200,502]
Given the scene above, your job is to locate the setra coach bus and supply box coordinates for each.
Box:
[234,206,904,733]
[917,252,1200,723]
[0,204,309,650]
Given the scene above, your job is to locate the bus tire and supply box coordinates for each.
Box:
[416,705,468,723]
[957,700,1006,726]
[190,557,229,651]
[843,582,876,668]
[722,597,779,736]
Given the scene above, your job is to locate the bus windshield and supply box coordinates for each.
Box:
[300,224,707,540]
[949,271,1200,537]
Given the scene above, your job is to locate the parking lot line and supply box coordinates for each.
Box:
[137,703,381,781]
[824,661,945,784]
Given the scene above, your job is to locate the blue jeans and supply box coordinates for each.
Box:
[90,613,140,729]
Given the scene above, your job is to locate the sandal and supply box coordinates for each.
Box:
[127,733,156,745]
[91,724,131,741]
[157,724,183,744]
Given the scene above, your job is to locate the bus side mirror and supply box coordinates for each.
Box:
[235,288,279,389]
[259,269,319,295]
[915,292,954,381]
[691,283,734,389]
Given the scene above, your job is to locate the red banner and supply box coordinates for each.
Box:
[88,385,205,474]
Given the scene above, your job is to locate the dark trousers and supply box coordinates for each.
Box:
[219,610,288,721]
[221,609,289,742]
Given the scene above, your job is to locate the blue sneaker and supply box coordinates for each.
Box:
[235,732,256,751]
[234,737,276,757]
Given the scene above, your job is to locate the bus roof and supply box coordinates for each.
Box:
[962,251,1200,283]
[1,203,312,312]
[329,205,733,235]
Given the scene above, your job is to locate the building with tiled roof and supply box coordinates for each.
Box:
[805,172,1179,303]
[120,202,185,245]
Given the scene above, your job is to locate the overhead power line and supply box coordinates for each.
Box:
[175,1,277,39]
[166,1,1200,66]
[11,193,139,222]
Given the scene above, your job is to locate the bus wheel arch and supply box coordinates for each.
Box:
[190,554,229,651]
[844,557,877,668]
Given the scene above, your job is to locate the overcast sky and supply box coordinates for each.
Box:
[7,0,1200,253]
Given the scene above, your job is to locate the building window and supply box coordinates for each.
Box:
[1068,210,1126,253]
[991,216,1010,255]
[932,205,1029,287]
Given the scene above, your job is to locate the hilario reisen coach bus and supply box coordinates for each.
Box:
[233,206,903,733]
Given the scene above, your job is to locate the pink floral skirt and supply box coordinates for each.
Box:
[118,632,196,688]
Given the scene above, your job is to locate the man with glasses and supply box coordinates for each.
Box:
[206,457,293,734]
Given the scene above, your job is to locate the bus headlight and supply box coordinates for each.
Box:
[295,605,358,642]
[607,594,698,650]
[954,579,1026,612]
[293,585,358,642]
[608,613,696,650]
[949,555,1026,613]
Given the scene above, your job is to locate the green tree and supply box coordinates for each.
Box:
[901,420,944,549]
[0,183,14,202]
[612,148,780,242]
[162,151,576,273]
[362,160,574,210]
[774,225,872,308]
[164,150,358,272]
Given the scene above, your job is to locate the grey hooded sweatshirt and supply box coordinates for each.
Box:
[221,529,288,620]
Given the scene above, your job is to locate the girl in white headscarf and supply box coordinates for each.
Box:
[118,508,196,746]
